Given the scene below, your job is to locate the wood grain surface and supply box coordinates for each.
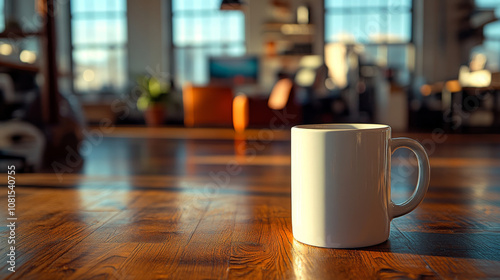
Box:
[0,128,499,279]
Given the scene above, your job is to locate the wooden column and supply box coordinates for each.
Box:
[39,0,60,125]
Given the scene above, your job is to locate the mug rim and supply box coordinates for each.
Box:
[292,123,390,131]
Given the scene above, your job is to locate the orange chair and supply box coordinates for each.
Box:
[233,78,302,132]
[183,83,234,127]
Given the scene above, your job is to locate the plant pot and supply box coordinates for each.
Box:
[144,104,166,126]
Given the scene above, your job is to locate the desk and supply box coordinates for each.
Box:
[0,128,499,279]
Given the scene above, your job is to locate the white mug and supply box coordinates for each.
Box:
[291,124,430,248]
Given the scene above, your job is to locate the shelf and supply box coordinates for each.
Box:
[263,54,313,59]
[0,31,42,39]
[0,59,39,72]
[263,23,314,36]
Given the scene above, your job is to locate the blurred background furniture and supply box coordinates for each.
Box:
[0,0,84,172]
[183,83,234,127]
[232,77,301,132]
[0,120,45,171]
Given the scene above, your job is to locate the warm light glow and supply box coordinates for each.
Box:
[445,80,462,92]
[369,33,407,43]
[232,94,249,132]
[459,66,491,87]
[183,83,195,127]
[293,241,306,279]
[83,69,95,82]
[299,55,323,68]
[188,155,290,166]
[420,84,432,96]
[281,24,312,35]
[295,69,316,87]
[297,5,309,24]
[325,43,348,89]
[0,44,13,56]
[470,53,487,71]
[19,50,37,64]
[329,32,356,43]
[268,78,293,110]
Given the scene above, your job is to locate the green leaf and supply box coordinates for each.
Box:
[137,95,150,111]
[148,78,162,97]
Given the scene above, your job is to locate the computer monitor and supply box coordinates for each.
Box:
[208,56,259,85]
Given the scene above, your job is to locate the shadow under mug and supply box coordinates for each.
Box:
[291,124,430,248]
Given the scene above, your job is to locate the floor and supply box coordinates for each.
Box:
[1,127,499,279]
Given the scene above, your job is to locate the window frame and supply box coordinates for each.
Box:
[69,0,129,95]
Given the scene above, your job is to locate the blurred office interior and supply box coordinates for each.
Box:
[0,0,499,171]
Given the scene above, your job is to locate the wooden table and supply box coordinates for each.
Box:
[1,128,499,279]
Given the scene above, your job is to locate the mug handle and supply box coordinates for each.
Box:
[390,137,431,219]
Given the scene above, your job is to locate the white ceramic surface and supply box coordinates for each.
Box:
[291,124,430,248]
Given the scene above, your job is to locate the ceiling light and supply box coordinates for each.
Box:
[220,0,245,11]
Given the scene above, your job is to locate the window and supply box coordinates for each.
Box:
[0,0,4,32]
[172,0,245,86]
[475,0,500,71]
[71,0,127,94]
[324,0,413,84]
[325,0,412,44]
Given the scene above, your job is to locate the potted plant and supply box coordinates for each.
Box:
[136,75,171,126]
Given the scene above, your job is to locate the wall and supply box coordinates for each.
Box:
[8,0,36,28]
[414,0,475,83]
[127,0,171,81]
